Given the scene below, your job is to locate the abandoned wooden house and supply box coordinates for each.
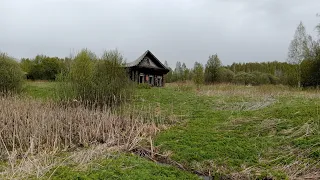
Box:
[126,50,170,87]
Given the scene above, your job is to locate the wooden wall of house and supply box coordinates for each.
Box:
[128,68,165,87]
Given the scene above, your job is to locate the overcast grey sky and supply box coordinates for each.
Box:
[1,0,319,68]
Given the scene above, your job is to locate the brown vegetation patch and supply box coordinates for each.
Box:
[0,96,165,178]
[196,84,320,100]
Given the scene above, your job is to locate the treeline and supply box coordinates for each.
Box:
[20,55,71,80]
[165,58,296,86]
[20,53,297,86]
[227,61,298,86]
[3,17,320,90]
[1,49,133,107]
[165,19,320,88]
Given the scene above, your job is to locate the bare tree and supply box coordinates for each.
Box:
[287,21,309,87]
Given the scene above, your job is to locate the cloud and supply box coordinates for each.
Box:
[1,0,319,67]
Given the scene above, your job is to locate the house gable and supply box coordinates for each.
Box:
[126,50,169,71]
[138,55,162,69]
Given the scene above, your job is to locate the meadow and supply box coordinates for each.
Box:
[0,81,319,179]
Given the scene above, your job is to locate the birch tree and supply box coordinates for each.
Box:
[287,21,308,87]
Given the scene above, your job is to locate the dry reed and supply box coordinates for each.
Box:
[0,96,163,178]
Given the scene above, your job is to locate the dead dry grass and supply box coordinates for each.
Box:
[0,96,163,179]
[1,144,122,179]
[168,82,320,99]
[200,84,320,99]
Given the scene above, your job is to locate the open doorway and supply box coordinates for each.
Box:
[149,75,154,86]
[157,76,162,87]
[139,74,144,84]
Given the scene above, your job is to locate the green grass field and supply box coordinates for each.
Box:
[150,85,320,179]
[23,80,58,99]
[41,153,198,180]
[22,81,320,179]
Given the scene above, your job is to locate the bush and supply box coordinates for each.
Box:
[218,68,235,83]
[57,49,134,107]
[193,62,204,88]
[301,58,320,87]
[233,72,255,85]
[137,83,151,89]
[267,74,280,85]
[251,71,270,85]
[92,50,134,106]
[0,53,24,94]
[21,55,66,81]
[233,71,278,86]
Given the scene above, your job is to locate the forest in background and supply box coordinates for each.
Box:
[15,18,320,88]
[165,20,320,87]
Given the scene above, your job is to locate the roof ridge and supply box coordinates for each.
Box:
[126,50,168,70]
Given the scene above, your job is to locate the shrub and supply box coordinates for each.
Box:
[233,72,255,85]
[193,62,204,88]
[68,49,95,101]
[251,71,270,85]
[301,58,320,87]
[0,53,24,94]
[267,74,280,85]
[23,55,66,80]
[233,71,277,86]
[137,83,151,89]
[57,49,134,107]
[92,50,134,106]
[20,58,33,77]
[218,68,235,83]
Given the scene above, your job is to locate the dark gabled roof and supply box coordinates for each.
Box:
[126,50,169,71]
